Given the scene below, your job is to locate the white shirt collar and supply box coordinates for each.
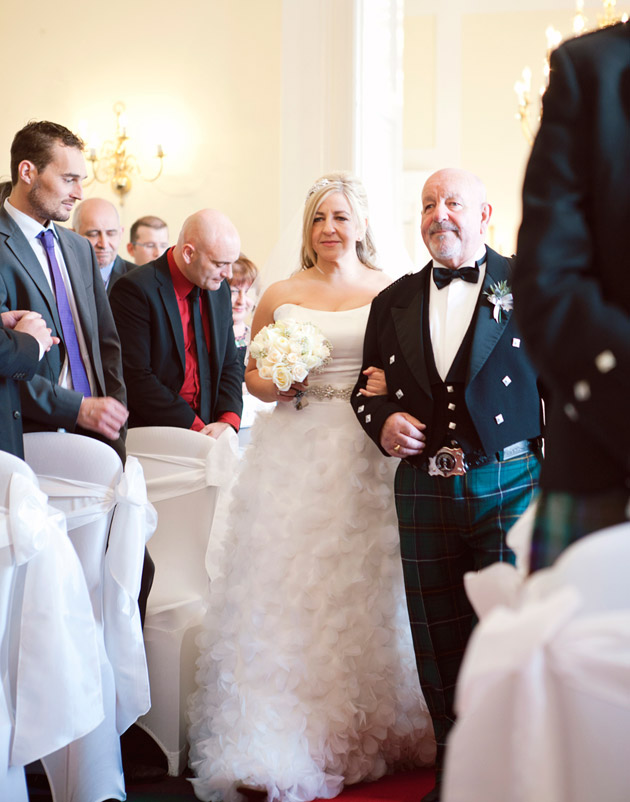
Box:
[4,198,58,241]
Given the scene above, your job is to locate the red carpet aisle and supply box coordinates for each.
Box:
[28,767,435,801]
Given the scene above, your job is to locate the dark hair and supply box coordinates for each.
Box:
[0,180,11,204]
[130,215,168,243]
[10,121,84,185]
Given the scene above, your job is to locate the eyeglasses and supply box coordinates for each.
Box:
[132,241,169,250]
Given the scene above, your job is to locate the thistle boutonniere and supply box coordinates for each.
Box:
[485,280,513,323]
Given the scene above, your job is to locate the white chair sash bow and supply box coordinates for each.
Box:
[446,550,630,802]
[37,456,157,734]
[0,473,102,767]
[133,427,239,503]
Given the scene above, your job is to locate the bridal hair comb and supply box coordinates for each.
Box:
[306,178,335,200]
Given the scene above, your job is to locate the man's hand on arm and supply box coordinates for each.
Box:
[77,397,129,440]
[380,411,426,458]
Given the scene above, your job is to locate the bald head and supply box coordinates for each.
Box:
[73,198,123,268]
[421,168,492,268]
[174,209,241,291]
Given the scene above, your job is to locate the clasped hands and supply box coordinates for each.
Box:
[1,309,60,354]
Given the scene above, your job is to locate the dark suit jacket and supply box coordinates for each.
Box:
[0,207,127,456]
[107,255,136,296]
[352,247,542,466]
[108,251,243,429]
[515,22,630,493]
[0,322,40,458]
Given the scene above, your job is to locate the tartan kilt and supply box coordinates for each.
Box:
[530,486,630,572]
[394,451,541,749]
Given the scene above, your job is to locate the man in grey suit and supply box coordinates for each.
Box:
[0,121,128,457]
[73,197,135,295]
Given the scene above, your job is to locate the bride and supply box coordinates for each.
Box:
[188,172,435,802]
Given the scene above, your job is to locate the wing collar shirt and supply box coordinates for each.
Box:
[429,244,487,381]
[166,248,240,433]
[3,198,96,393]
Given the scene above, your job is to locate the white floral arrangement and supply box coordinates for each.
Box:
[249,319,332,403]
[485,280,513,323]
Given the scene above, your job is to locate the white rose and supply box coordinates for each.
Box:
[272,365,293,392]
[259,364,274,380]
[291,363,308,382]
[267,346,283,364]
[286,352,299,364]
[303,354,320,370]
[313,343,330,360]
[275,335,290,353]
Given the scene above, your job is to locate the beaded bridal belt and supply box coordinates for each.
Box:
[304,384,354,401]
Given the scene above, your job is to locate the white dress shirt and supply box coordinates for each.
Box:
[4,199,96,393]
[429,244,487,380]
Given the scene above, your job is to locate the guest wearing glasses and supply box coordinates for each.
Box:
[127,215,169,266]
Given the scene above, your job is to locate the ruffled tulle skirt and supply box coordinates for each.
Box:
[188,399,435,802]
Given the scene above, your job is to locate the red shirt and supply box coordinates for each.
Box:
[167,248,240,432]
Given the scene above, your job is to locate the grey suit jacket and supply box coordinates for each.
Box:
[0,322,40,458]
[0,207,126,453]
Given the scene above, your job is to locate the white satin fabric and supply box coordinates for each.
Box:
[0,457,102,802]
[127,426,239,775]
[444,524,630,802]
[23,431,154,802]
[35,455,156,732]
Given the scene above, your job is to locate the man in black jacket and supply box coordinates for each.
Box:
[353,168,543,802]
[109,208,243,436]
[515,23,630,572]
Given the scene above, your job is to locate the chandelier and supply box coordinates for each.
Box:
[514,0,628,144]
[83,102,165,203]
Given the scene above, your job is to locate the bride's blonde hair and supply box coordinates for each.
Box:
[300,171,379,271]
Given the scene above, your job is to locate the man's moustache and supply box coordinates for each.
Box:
[429,223,459,234]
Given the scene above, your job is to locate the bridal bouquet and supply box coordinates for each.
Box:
[250,319,332,406]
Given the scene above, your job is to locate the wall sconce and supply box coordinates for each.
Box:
[84,101,165,203]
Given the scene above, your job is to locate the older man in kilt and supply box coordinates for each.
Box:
[352,168,543,802]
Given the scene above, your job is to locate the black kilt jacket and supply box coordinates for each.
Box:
[352,247,543,466]
[515,22,630,494]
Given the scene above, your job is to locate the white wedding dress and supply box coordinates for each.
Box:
[188,304,435,802]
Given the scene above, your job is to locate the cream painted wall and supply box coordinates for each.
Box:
[461,10,573,255]
[0,0,282,269]
[403,15,435,153]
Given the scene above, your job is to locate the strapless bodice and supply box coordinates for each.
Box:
[273,302,370,388]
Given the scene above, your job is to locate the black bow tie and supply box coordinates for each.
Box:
[433,264,480,290]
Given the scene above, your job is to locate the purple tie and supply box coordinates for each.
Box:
[38,229,92,397]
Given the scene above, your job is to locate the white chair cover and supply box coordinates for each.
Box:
[0,453,102,802]
[126,426,239,775]
[24,432,155,802]
[444,524,630,802]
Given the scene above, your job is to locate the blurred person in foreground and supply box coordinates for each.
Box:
[515,21,630,572]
